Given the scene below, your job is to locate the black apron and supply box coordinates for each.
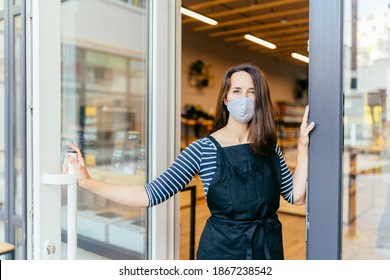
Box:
[196,136,284,260]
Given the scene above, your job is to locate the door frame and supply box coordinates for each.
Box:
[147,0,181,260]
[307,0,344,259]
[29,0,62,260]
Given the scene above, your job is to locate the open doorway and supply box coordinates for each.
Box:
[179,0,309,260]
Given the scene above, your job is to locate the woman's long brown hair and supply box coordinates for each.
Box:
[212,63,276,156]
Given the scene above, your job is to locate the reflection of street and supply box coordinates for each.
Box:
[343,0,390,259]
[342,149,390,259]
[0,151,3,171]
[0,151,3,208]
[376,169,390,257]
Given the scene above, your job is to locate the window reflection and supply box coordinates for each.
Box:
[14,225,22,259]
[343,0,390,259]
[0,221,4,259]
[115,0,146,9]
[14,15,23,217]
[61,0,148,260]
[0,20,5,212]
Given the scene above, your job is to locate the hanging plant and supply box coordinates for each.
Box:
[294,79,308,101]
[188,60,213,88]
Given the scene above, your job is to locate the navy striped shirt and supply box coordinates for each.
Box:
[144,137,294,207]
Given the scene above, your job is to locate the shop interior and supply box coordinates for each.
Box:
[56,0,309,260]
[178,0,309,260]
[179,0,390,261]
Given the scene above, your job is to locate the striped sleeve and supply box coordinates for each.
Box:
[144,139,203,207]
[275,143,294,204]
[196,137,217,198]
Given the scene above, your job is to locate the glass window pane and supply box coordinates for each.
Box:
[61,0,148,260]
[13,0,21,6]
[0,220,4,242]
[113,0,146,9]
[14,15,22,217]
[343,0,390,259]
[0,20,4,212]
[14,225,22,259]
[0,221,4,260]
[132,0,145,9]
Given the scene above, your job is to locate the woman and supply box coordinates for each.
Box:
[64,63,315,260]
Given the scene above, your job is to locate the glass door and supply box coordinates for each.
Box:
[307,0,390,259]
[0,0,5,256]
[0,0,26,260]
[29,0,179,260]
[342,0,390,259]
[60,0,148,259]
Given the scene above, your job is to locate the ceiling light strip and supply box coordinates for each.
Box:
[180,7,218,26]
[244,34,277,49]
[291,52,309,63]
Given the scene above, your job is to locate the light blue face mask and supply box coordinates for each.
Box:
[226,97,255,123]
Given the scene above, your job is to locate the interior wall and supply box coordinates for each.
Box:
[181,25,308,115]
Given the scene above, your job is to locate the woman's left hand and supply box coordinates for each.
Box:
[299,105,315,147]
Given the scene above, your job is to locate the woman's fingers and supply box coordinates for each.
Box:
[302,105,309,123]
[66,141,79,151]
[63,143,91,186]
[67,141,85,164]
[307,121,315,133]
[300,106,315,134]
[62,160,68,173]
[63,142,84,174]
[298,105,315,146]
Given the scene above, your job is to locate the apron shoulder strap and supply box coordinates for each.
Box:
[206,135,222,150]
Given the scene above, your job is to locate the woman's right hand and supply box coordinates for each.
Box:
[63,142,92,188]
